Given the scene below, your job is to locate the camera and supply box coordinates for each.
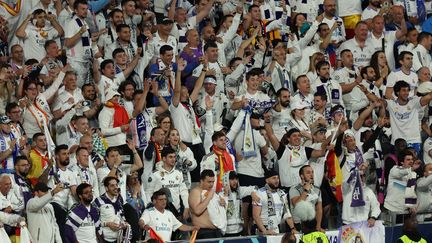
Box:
[81,100,91,106]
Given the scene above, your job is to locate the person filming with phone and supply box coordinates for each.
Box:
[289,165,324,232]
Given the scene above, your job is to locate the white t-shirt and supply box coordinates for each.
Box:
[386,96,423,144]
[169,101,202,144]
[338,38,375,67]
[65,16,93,62]
[254,188,291,233]
[271,107,292,141]
[234,130,267,178]
[75,206,98,243]
[337,0,362,16]
[366,31,398,69]
[386,69,418,98]
[23,25,59,61]
[48,168,78,209]
[141,207,182,242]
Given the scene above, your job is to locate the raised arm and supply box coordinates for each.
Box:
[263,112,281,152]
[171,58,185,107]
[190,61,208,103]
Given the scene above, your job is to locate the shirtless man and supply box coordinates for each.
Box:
[189,170,225,239]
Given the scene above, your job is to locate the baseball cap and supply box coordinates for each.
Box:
[291,100,309,110]
[0,115,11,125]
[159,18,174,25]
[34,182,51,192]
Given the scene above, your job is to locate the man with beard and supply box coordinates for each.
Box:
[309,92,330,127]
[361,0,382,22]
[81,83,102,127]
[264,114,331,191]
[311,61,344,108]
[98,9,124,51]
[253,170,296,235]
[0,174,26,235]
[349,66,380,121]
[104,24,138,62]
[46,144,78,241]
[289,165,324,231]
[143,127,166,188]
[222,171,260,237]
[94,176,129,243]
[64,183,103,243]
[385,51,417,99]
[9,156,33,209]
[118,80,136,116]
[271,88,291,141]
[192,42,226,94]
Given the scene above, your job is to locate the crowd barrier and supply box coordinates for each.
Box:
[170,222,432,243]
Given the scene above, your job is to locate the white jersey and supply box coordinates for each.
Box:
[22,25,59,61]
[141,207,182,242]
[271,107,292,141]
[146,167,189,211]
[366,31,398,69]
[387,96,423,144]
[332,66,359,111]
[338,38,375,67]
[254,187,291,233]
[74,207,98,243]
[65,16,93,62]
[48,167,78,209]
[386,69,418,98]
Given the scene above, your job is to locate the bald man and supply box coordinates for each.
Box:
[0,174,25,230]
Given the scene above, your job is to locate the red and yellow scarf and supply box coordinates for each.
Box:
[105,101,130,132]
[213,146,234,192]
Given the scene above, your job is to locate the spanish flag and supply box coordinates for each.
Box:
[149,227,164,243]
[326,149,343,202]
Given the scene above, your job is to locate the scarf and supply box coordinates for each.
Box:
[346,147,366,207]
[13,173,32,208]
[264,184,287,230]
[65,203,101,243]
[174,145,191,188]
[95,193,124,215]
[105,101,130,132]
[133,112,148,150]
[181,100,201,144]
[241,110,256,158]
[405,173,417,208]
[27,98,50,130]
[213,146,234,192]
[0,132,18,171]
[154,142,162,164]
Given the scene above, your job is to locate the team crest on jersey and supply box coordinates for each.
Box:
[148,177,152,182]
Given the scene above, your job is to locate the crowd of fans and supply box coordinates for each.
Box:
[1,0,432,242]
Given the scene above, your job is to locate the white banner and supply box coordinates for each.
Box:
[340,220,385,243]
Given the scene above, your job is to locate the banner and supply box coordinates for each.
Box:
[340,220,385,243]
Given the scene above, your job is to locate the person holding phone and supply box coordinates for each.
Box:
[289,165,324,232]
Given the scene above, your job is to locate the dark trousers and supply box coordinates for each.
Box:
[183,142,205,182]
[196,228,223,239]
[123,203,141,243]
[51,202,67,242]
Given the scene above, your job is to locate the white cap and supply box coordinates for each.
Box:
[105,89,121,102]
[291,100,308,110]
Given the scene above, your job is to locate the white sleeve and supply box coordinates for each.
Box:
[222,13,241,49]
[98,109,123,136]
[26,193,53,212]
